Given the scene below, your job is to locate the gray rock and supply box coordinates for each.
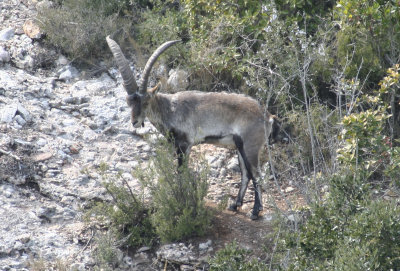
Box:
[35,0,54,10]
[166,69,189,92]
[58,65,80,81]
[227,156,240,172]
[156,243,196,265]
[0,70,19,91]
[16,102,31,122]
[62,118,76,127]
[285,186,295,193]
[14,115,26,126]
[0,46,10,63]
[0,27,14,41]
[199,240,212,251]
[56,54,69,66]
[36,138,47,147]
[1,103,18,123]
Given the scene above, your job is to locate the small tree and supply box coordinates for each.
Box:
[135,136,211,242]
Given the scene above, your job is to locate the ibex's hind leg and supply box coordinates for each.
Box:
[250,177,263,220]
[229,135,263,220]
[228,152,250,211]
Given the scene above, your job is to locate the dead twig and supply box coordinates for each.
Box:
[0,148,20,161]
[77,227,95,255]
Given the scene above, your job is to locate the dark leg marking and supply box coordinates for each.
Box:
[233,135,254,180]
[229,135,254,209]
[169,129,189,167]
[228,151,249,211]
[203,135,223,144]
[231,134,263,220]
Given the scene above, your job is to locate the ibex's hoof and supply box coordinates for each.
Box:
[250,213,260,220]
[228,203,238,211]
[250,208,263,220]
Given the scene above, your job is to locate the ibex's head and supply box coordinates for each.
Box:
[106,36,179,127]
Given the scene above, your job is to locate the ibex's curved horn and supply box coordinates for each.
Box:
[138,40,180,94]
[106,36,138,95]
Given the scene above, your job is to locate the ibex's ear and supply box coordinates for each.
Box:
[147,82,161,96]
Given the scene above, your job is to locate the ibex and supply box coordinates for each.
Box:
[106,36,278,220]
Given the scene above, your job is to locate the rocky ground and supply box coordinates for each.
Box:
[0,1,298,270]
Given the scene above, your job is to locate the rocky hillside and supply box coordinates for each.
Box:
[0,1,282,270]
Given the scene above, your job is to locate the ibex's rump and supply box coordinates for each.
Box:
[107,36,277,220]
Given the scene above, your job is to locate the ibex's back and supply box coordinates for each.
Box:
[107,36,276,220]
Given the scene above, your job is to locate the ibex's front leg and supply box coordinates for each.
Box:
[169,129,190,167]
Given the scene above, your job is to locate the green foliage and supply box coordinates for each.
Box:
[136,0,274,92]
[88,137,211,257]
[285,103,339,171]
[136,5,187,70]
[338,200,400,270]
[94,230,121,269]
[288,197,400,270]
[292,172,370,265]
[336,26,383,83]
[281,66,400,270]
[335,0,400,84]
[183,0,270,84]
[337,65,400,181]
[275,0,335,34]
[87,169,156,249]
[208,242,268,271]
[37,0,133,60]
[135,136,211,242]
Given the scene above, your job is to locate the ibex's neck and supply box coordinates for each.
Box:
[145,93,172,134]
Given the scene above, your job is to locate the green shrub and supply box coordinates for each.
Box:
[37,0,133,61]
[94,230,121,269]
[87,166,156,249]
[275,0,335,34]
[285,174,400,270]
[292,172,371,266]
[336,200,400,270]
[208,242,268,271]
[337,65,400,182]
[288,199,400,271]
[281,65,400,270]
[135,136,211,242]
[334,0,400,86]
[135,6,188,74]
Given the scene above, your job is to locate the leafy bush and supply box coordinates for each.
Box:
[337,64,400,181]
[208,242,268,271]
[287,197,400,270]
[291,172,370,266]
[336,200,400,270]
[94,230,122,269]
[275,0,335,34]
[88,137,210,261]
[37,0,133,61]
[334,0,400,86]
[87,165,156,249]
[135,137,211,242]
[280,65,400,270]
